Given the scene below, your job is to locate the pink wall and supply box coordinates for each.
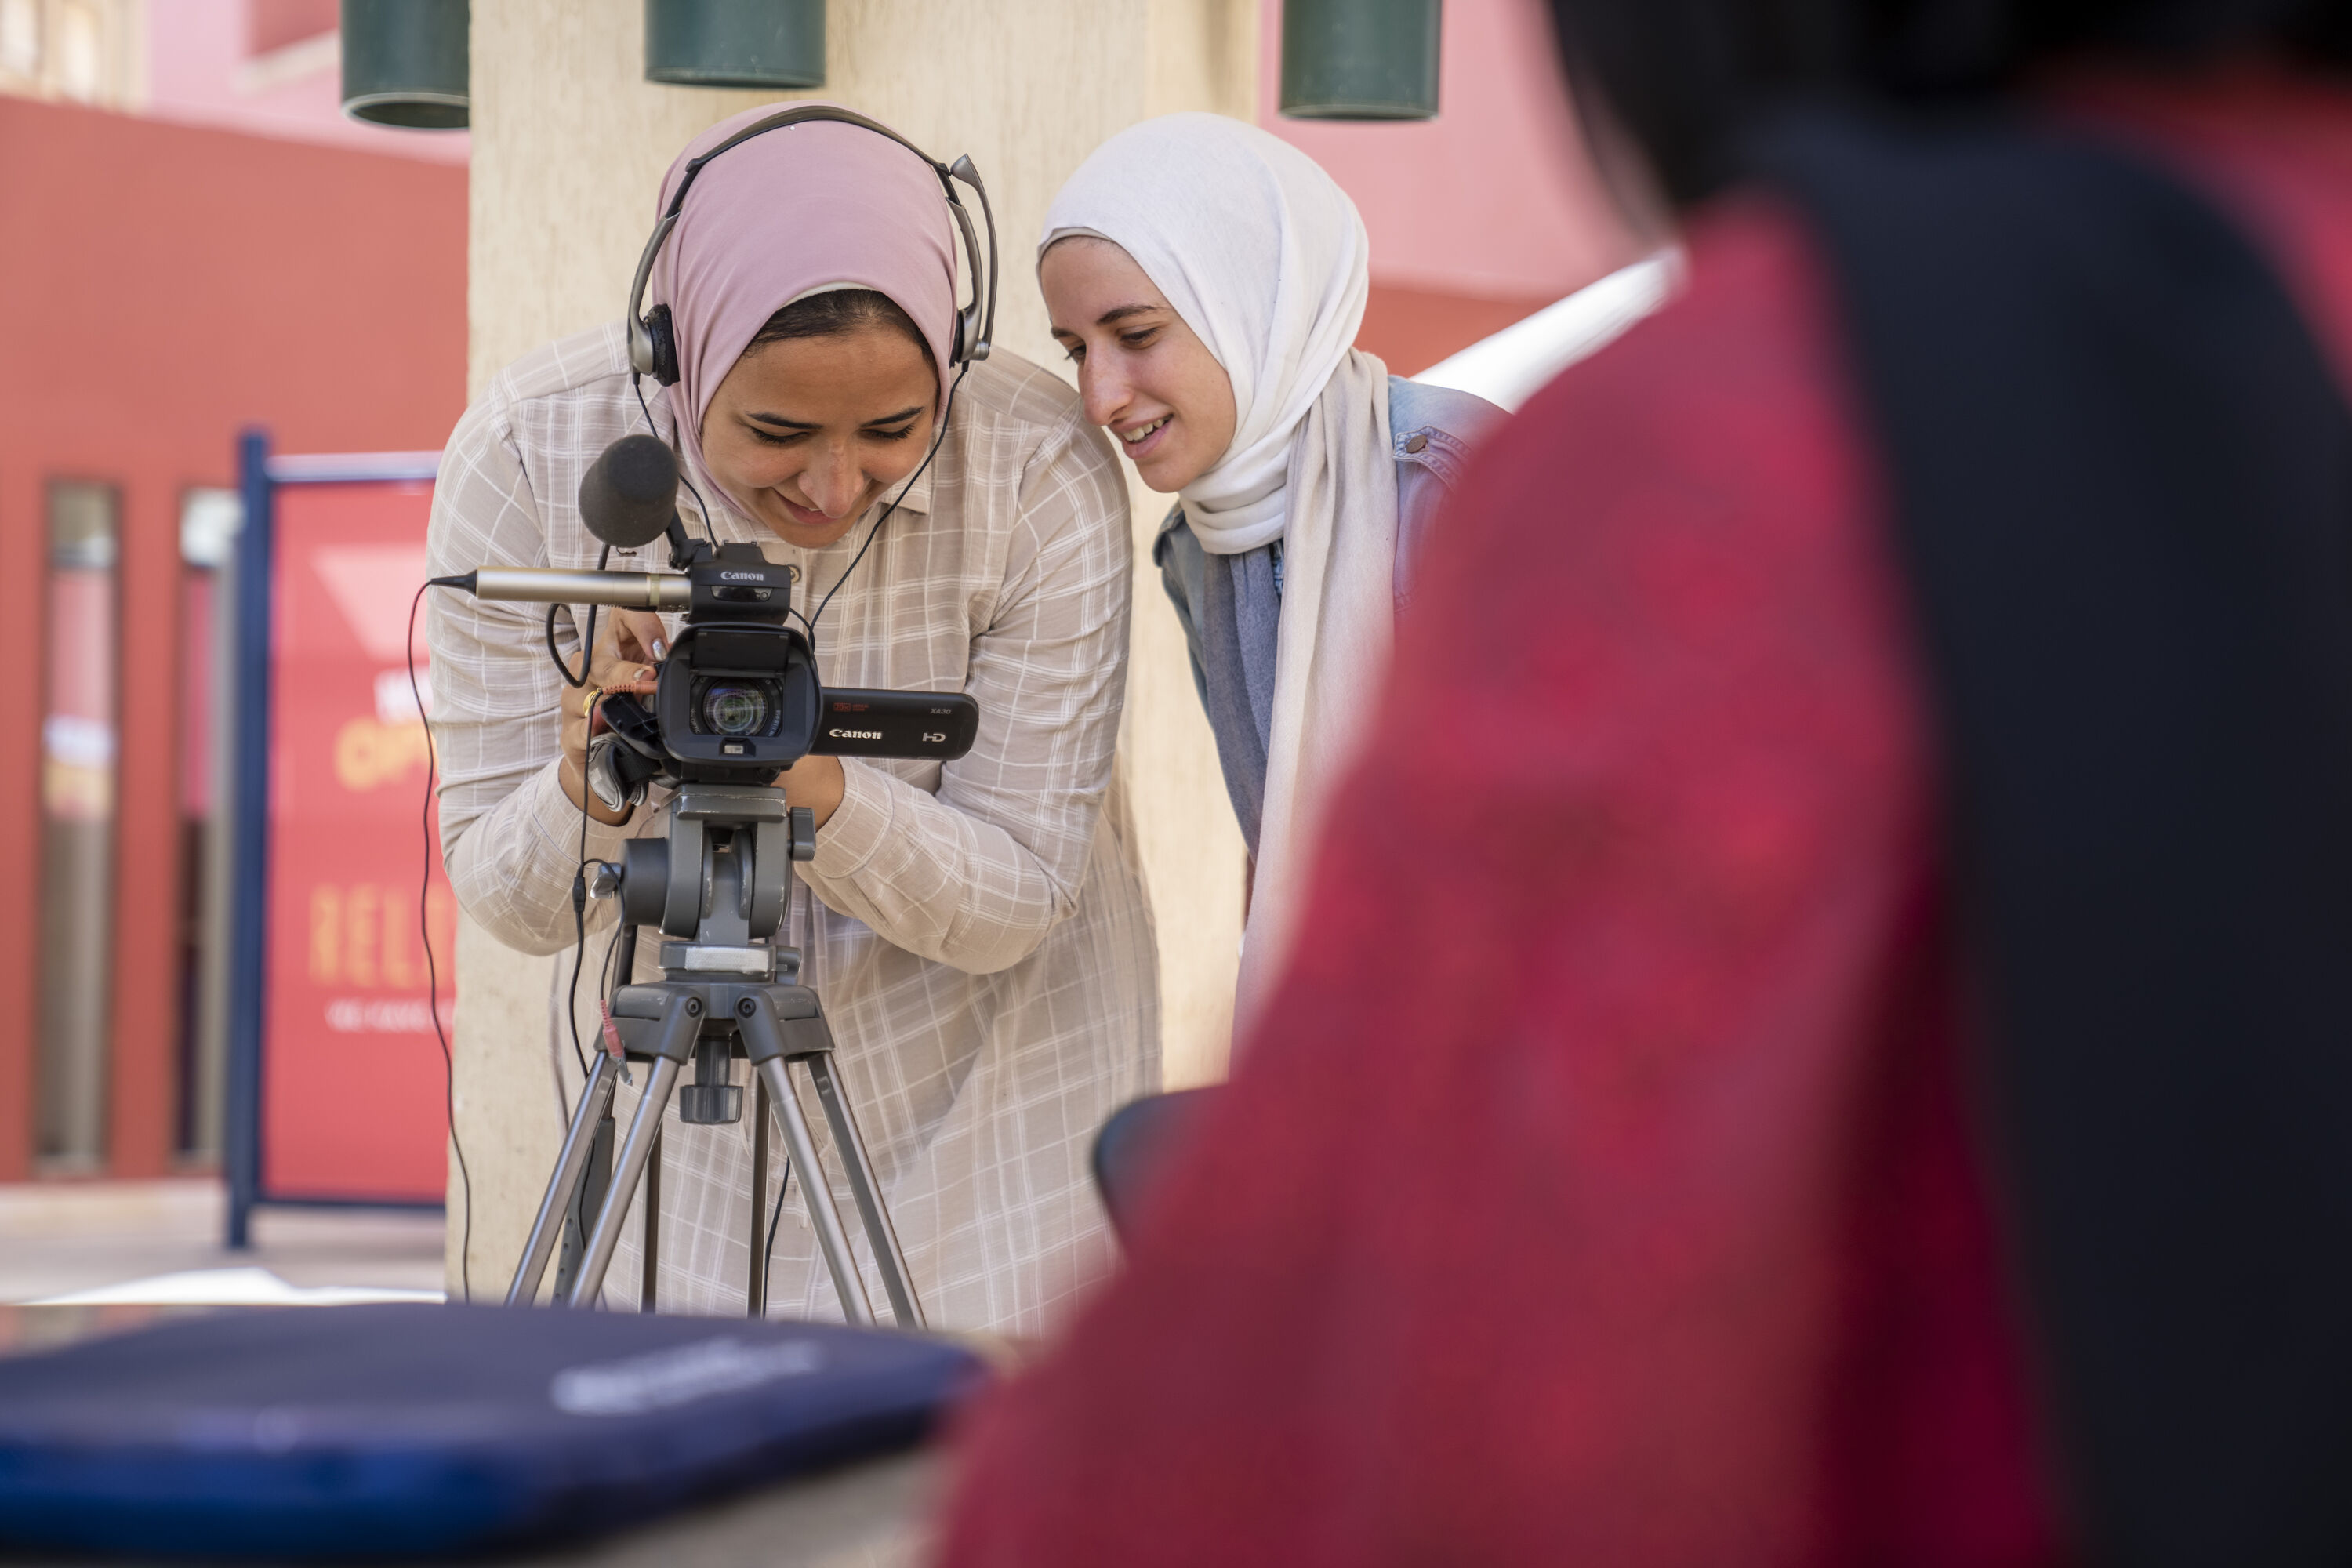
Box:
[1260,0,1638,304]
[143,0,467,165]
[0,96,467,1180]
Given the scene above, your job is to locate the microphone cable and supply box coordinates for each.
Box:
[408,581,471,1303]
[545,541,610,721]
[633,371,720,552]
[549,546,615,1088]
[807,361,970,636]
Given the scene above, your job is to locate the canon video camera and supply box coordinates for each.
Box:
[439,434,978,811]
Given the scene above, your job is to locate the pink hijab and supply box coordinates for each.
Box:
[649,102,960,516]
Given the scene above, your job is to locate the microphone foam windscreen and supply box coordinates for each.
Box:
[578,434,679,549]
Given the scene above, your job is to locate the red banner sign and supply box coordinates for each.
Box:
[264,481,453,1201]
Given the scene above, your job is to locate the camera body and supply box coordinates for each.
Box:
[652,541,819,783]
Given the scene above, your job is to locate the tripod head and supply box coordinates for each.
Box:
[608,782,804,976]
[583,780,808,1123]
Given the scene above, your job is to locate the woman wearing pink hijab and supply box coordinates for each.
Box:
[425,104,1156,1331]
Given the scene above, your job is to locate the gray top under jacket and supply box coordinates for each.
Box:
[1153,376,1504,854]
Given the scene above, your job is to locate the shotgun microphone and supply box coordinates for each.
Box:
[430,568,691,610]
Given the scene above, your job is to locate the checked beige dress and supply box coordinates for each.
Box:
[426,323,1160,1334]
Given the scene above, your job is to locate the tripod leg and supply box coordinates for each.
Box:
[753,1056,877,1326]
[748,1074,768,1319]
[551,1112,612,1308]
[564,1053,681,1308]
[805,1053,925,1330]
[508,1051,622,1306]
[641,1124,662,1313]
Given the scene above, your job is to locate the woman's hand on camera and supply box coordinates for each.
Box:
[557,608,666,825]
[609,608,669,669]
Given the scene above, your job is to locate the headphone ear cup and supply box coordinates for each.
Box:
[645,303,681,386]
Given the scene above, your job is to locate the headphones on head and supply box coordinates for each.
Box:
[626,105,999,387]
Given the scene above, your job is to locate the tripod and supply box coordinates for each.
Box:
[503,782,924,1328]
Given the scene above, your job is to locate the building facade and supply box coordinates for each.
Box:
[0,93,464,1182]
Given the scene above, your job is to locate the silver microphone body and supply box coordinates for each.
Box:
[469,567,691,612]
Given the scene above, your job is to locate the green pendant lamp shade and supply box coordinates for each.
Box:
[645,0,826,89]
[340,0,469,129]
[1280,0,1441,121]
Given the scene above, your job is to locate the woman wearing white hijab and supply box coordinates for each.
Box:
[1040,114,1501,1025]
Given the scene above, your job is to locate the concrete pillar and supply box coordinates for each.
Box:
[450,0,1254,1293]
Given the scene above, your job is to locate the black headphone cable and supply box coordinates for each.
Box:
[808,360,971,635]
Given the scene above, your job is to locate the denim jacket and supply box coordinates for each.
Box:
[1152,376,1504,849]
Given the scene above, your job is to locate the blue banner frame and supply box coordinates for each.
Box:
[223,430,446,1249]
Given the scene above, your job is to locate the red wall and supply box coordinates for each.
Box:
[0,96,466,1181]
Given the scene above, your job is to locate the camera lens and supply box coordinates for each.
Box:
[701,683,769,736]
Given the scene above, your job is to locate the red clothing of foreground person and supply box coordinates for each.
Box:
[941,75,2352,1566]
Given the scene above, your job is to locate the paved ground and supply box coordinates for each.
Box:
[0,1179,446,1303]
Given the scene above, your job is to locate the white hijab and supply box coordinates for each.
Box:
[1044,113,1398,1035]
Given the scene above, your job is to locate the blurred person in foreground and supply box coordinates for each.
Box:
[938,0,2352,1562]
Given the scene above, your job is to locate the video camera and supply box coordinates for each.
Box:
[440,433,978,812]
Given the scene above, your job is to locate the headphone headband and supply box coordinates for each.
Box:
[626,106,999,384]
